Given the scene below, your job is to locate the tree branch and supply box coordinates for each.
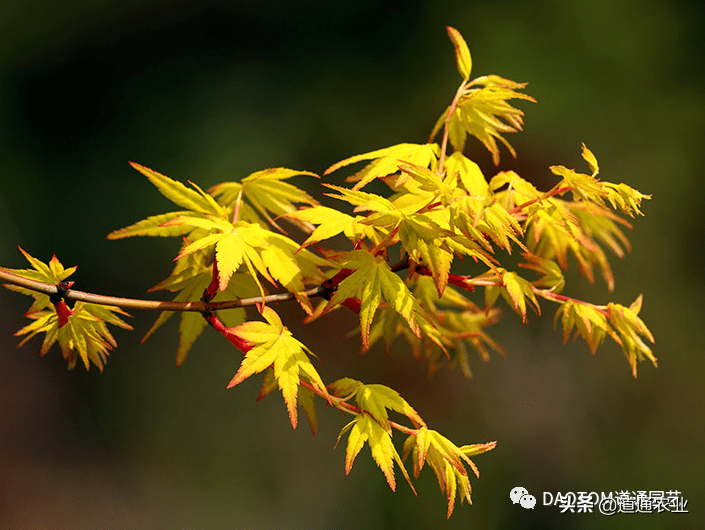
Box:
[0,267,328,313]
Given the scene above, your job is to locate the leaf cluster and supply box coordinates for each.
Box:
[1,26,655,517]
[2,248,131,370]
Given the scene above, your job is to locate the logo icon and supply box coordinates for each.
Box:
[511,486,537,509]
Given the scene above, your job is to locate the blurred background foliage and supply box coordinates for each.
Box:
[1,0,703,528]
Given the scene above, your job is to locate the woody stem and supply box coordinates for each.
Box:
[0,267,328,313]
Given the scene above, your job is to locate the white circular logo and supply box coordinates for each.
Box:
[511,486,536,509]
[510,486,529,504]
[520,494,537,509]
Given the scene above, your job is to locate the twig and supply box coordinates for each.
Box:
[434,80,468,177]
[0,267,328,313]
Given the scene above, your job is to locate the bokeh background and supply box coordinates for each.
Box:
[1,1,703,528]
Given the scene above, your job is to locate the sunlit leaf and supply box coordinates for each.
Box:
[581,143,599,176]
[226,306,328,428]
[403,427,494,517]
[106,211,194,239]
[444,152,488,198]
[1,247,77,315]
[4,249,131,371]
[603,182,651,217]
[129,162,225,217]
[554,299,610,354]
[550,164,607,204]
[340,414,412,493]
[607,296,656,377]
[432,75,535,165]
[15,302,132,371]
[324,143,439,190]
[446,26,472,80]
[323,251,424,349]
[209,167,319,230]
[286,206,377,248]
[484,269,539,323]
[354,383,425,433]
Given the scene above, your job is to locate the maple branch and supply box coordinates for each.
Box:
[0,267,328,313]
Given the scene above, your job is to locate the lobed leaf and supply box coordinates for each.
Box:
[607,296,656,377]
[7,247,77,287]
[554,299,610,354]
[129,162,225,217]
[15,302,132,371]
[164,217,327,313]
[525,199,621,291]
[603,182,651,217]
[550,164,607,205]
[2,248,78,315]
[488,170,541,207]
[324,143,440,191]
[324,251,424,349]
[226,307,328,428]
[219,167,320,230]
[396,161,454,206]
[485,269,540,323]
[353,383,425,433]
[341,414,413,494]
[432,75,535,165]
[444,152,488,198]
[403,428,494,517]
[107,211,195,239]
[286,206,377,248]
[6,249,132,371]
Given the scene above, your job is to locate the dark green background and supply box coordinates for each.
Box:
[1,1,703,528]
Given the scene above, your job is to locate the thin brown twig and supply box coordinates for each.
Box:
[434,80,468,177]
[0,267,327,313]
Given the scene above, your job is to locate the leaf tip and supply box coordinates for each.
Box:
[446,26,472,80]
